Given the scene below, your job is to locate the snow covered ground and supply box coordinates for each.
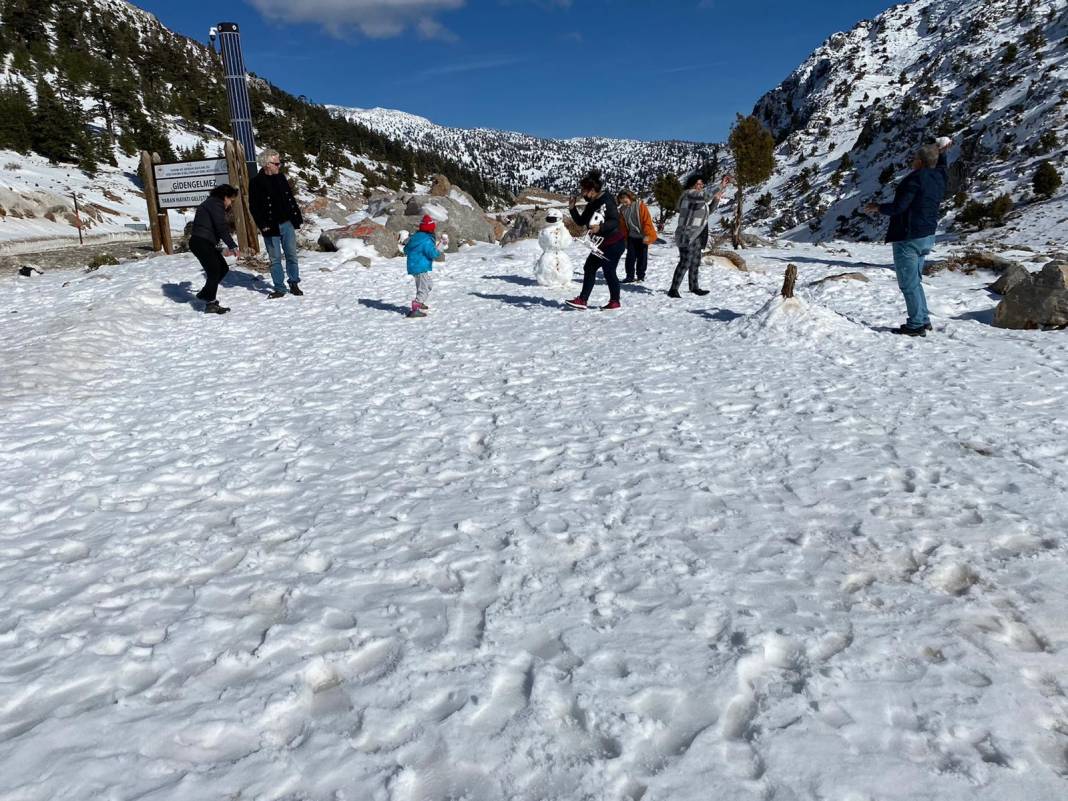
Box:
[1,238,1067,801]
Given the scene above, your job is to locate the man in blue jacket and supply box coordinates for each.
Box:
[865,138,952,336]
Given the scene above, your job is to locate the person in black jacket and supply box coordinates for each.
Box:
[190,184,240,314]
[864,138,952,336]
[249,149,304,299]
[565,170,626,311]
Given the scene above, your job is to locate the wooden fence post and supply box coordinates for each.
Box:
[781,264,798,299]
[141,150,162,252]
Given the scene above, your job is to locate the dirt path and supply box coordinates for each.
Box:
[1,238,157,276]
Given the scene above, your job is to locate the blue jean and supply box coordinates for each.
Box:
[264,221,299,291]
[891,235,935,329]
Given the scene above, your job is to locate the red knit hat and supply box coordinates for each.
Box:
[418,215,436,233]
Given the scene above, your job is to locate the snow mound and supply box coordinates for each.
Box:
[729,293,865,341]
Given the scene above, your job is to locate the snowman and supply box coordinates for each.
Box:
[534,211,574,287]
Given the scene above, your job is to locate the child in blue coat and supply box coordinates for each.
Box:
[404,215,445,318]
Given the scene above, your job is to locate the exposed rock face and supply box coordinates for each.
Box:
[319,220,399,258]
[993,261,1068,330]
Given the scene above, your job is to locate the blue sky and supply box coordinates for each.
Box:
[135,0,894,142]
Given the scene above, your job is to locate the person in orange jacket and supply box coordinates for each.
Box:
[617,189,658,284]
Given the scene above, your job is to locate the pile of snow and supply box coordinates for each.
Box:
[729,292,868,341]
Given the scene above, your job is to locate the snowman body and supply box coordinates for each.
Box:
[534,216,574,287]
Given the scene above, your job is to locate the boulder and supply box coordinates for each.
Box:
[488,217,507,242]
[428,174,451,197]
[988,263,1031,295]
[302,196,350,226]
[384,193,494,251]
[319,219,399,258]
[502,208,584,245]
[993,261,1068,330]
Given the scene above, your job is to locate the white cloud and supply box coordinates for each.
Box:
[246,0,466,39]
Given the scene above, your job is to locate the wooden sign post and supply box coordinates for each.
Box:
[225,139,259,254]
[140,150,163,252]
[141,139,259,256]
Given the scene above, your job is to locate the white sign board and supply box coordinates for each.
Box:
[154,159,231,210]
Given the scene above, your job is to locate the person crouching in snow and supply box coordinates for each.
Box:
[189,184,240,314]
[404,215,445,318]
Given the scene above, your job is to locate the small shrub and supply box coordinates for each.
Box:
[87,253,119,271]
[4,162,20,171]
[1033,160,1062,198]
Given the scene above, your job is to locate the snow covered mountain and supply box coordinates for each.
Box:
[749,0,1068,244]
[329,105,720,195]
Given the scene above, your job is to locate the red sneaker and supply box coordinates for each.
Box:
[601,300,622,311]
[564,296,587,309]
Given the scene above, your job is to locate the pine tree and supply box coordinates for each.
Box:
[652,173,682,230]
[1033,161,1062,198]
[0,83,35,153]
[878,165,896,185]
[32,79,85,163]
[969,88,992,115]
[988,194,1013,225]
[77,133,99,177]
[727,115,776,249]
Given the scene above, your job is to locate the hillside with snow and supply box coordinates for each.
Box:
[747,0,1068,244]
[329,105,720,195]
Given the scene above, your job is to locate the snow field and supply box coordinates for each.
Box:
[0,238,1066,800]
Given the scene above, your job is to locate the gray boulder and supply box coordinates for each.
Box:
[385,193,494,252]
[319,219,399,258]
[988,263,1031,295]
[993,261,1068,330]
[502,208,582,245]
[429,174,451,197]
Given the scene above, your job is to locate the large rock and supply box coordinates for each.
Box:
[319,219,399,258]
[428,175,451,197]
[501,208,582,245]
[988,263,1031,295]
[993,261,1068,330]
[302,196,350,227]
[384,193,494,252]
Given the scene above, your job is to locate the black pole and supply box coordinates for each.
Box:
[217,22,258,175]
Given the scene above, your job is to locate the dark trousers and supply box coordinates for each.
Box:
[625,237,649,280]
[579,238,626,303]
[190,236,229,303]
[670,244,703,293]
